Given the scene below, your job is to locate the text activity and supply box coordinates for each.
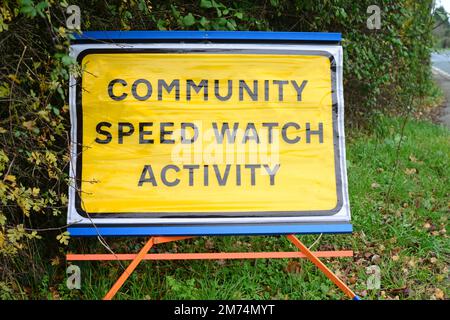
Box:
[76,52,341,214]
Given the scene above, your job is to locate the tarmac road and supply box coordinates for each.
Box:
[431,52,450,128]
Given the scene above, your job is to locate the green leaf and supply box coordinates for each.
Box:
[226,21,236,30]
[200,0,213,9]
[36,1,49,12]
[199,16,209,27]
[61,55,74,66]
[0,83,9,98]
[182,13,196,27]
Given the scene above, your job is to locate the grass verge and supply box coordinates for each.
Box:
[37,115,450,300]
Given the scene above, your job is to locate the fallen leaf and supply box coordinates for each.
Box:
[217,259,226,266]
[371,182,380,189]
[392,255,400,261]
[405,168,417,175]
[205,239,214,250]
[435,288,445,300]
[22,120,36,131]
[4,175,16,183]
[286,261,301,274]
[371,254,381,264]
[50,256,60,266]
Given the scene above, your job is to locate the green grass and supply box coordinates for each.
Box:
[52,115,449,300]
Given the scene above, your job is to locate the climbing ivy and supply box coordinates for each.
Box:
[0,0,436,297]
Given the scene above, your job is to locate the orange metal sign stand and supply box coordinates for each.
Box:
[66,235,359,300]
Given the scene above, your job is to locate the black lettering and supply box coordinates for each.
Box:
[187,79,208,101]
[291,80,308,101]
[242,123,260,143]
[181,122,198,144]
[204,165,209,186]
[161,165,180,186]
[263,164,280,185]
[160,122,175,144]
[306,122,324,143]
[239,80,258,101]
[213,165,231,186]
[108,79,127,101]
[118,122,134,144]
[158,79,180,101]
[183,165,199,186]
[214,80,232,101]
[138,165,157,186]
[264,80,269,101]
[262,123,278,144]
[245,164,261,186]
[236,164,241,186]
[139,122,154,144]
[282,122,300,144]
[95,122,112,144]
[131,79,152,101]
[212,122,239,144]
[273,80,288,101]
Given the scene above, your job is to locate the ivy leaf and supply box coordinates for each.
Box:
[61,55,75,66]
[200,0,213,9]
[182,13,196,27]
[234,12,243,20]
[199,16,209,27]
[0,83,9,98]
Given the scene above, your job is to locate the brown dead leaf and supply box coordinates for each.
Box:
[50,256,60,266]
[434,288,445,300]
[371,182,380,189]
[22,120,36,131]
[205,239,214,250]
[405,168,417,175]
[286,261,301,274]
[371,254,381,264]
[216,259,226,266]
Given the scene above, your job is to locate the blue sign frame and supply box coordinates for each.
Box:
[68,31,351,237]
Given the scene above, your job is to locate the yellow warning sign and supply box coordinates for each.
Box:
[76,51,341,216]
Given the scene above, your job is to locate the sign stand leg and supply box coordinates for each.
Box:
[103,237,155,300]
[88,235,358,300]
[286,234,360,300]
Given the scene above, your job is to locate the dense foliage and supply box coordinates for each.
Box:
[0,0,438,298]
[433,6,450,49]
